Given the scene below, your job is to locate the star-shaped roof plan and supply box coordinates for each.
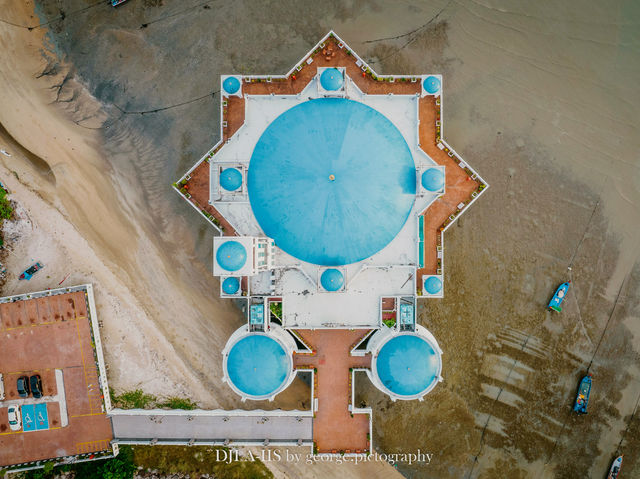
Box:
[175,31,487,455]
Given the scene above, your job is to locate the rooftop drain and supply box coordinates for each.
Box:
[320,67,344,91]
[222,277,240,295]
[320,268,344,292]
[220,167,243,191]
[421,168,444,192]
[223,76,241,95]
[423,76,441,94]
[216,241,247,272]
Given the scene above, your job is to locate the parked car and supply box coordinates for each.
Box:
[29,375,42,399]
[7,405,21,431]
[17,376,30,398]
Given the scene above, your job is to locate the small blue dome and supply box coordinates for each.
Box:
[375,335,440,397]
[321,268,344,291]
[320,68,343,91]
[421,168,444,192]
[223,76,241,95]
[222,277,240,295]
[217,241,247,271]
[227,335,289,398]
[424,276,442,295]
[423,76,441,94]
[220,168,243,191]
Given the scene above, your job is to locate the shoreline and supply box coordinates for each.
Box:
[0,1,309,412]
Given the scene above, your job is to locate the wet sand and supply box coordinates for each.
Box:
[1,0,639,477]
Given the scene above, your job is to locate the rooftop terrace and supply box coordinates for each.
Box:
[177,34,486,298]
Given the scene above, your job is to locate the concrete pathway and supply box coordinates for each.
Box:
[110,409,312,446]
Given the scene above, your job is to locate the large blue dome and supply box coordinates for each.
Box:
[216,241,247,271]
[248,98,416,266]
[421,168,444,192]
[321,268,344,291]
[220,167,243,191]
[223,76,241,95]
[423,76,441,94]
[424,276,442,294]
[320,68,343,91]
[222,277,240,295]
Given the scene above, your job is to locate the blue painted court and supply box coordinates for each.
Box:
[21,404,49,432]
[248,98,416,266]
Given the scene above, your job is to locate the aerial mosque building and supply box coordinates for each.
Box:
[176,31,487,453]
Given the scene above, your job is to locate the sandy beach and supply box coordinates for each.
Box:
[1,0,639,477]
[0,1,311,413]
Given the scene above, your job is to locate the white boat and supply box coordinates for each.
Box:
[607,455,623,479]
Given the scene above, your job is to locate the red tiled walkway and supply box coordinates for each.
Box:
[418,96,480,276]
[293,330,371,454]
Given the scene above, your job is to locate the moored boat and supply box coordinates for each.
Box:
[607,455,623,479]
[573,374,592,414]
[19,262,44,281]
[548,281,570,312]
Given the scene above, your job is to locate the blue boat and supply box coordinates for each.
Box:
[548,281,571,312]
[19,262,44,281]
[573,374,592,414]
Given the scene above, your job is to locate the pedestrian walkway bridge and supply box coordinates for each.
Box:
[110,409,313,447]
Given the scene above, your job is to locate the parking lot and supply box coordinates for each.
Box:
[0,288,113,467]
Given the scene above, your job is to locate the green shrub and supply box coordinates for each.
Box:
[0,189,12,220]
[111,389,156,409]
[61,446,135,479]
[158,397,197,410]
[131,445,272,478]
[269,302,282,319]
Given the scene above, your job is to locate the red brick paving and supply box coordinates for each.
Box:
[417,96,481,278]
[293,330,371,454]
[0,291,112,467]
[179,161,237,235]
[224,95,245,140]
